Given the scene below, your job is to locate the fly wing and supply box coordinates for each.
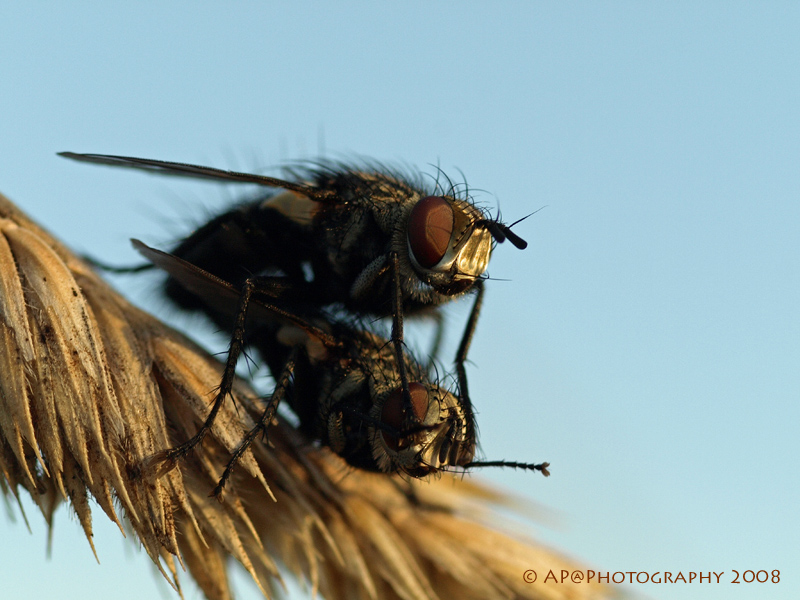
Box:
[132,240,337,346]
[132,239,243,315]
[59,152,319,197]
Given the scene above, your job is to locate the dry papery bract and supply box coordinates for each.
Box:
[0,192,613,600]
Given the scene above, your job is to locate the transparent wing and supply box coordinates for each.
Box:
[59,152,319,196]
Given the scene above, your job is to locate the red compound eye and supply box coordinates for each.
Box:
[380,383,429,451]
[407,196,454,268]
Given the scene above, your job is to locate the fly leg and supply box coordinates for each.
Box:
[212,346,299,498]
[454,279,484,443]
[388,251,414,421]
[462,459,550,476]
[421,307,446,376]
[154,275,291,472]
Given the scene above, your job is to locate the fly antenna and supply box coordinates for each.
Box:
[482,205,547,250]
[482,220,528,249]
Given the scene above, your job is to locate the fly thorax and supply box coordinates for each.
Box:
[260,191,319,226]
[319,367,368,449]
[405,195,492,295]
[323,202,386,278]
[331,368,368,404]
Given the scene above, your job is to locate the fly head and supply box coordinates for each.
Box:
[368,382,475,477]
[405,195,527,296]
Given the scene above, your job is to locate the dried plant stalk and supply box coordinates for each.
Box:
[0,191,614,600]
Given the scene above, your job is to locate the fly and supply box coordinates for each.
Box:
[60,152,529,463]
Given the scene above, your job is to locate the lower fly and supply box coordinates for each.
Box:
[212,307,550,495]
[133,241,548,493]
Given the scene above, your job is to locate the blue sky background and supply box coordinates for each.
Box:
[1,4,798,600]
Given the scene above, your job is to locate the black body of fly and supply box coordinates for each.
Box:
[133,242,549,493]
[59,152,529,464]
